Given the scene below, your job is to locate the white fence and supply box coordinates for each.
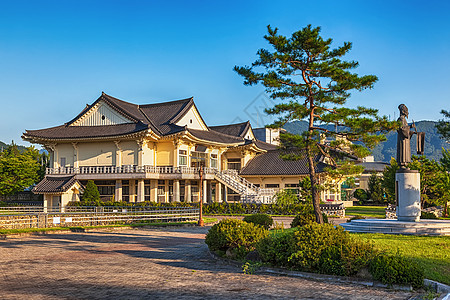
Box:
[0,206,199,230]
[46,165,218,175]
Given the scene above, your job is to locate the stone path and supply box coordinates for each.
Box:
[0,226,415,299]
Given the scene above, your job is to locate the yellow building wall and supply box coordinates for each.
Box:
[121,141,138,166]
[56,143,74,167]
[78,142,115,166]
[156,142,174,166]
[142,142,155,166]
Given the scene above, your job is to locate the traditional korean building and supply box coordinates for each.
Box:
[23,92,342,209]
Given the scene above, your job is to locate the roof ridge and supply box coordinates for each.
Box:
[137,106,162,135]
[187,127,244,141]
[210,121,250,128]
[139,97,193,108]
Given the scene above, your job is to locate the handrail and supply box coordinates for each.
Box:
[46,166,219,175]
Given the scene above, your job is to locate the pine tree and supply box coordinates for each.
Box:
[436,109,450,141]
[82,180,100,203]
[235,25,397,223]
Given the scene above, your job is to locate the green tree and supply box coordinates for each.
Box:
[382,158,398,204]
[408,155,443,208]
[436,109,450,141]
[234,25,396,223]
[367,173,385,204]
[275,189,299,206]
[0,144,41,195]
[82,180,100,202]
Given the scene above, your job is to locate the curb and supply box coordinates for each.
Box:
[424,279,450,295]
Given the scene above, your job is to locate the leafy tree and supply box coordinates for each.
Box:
[82,180,100,202]
[436,109,450,141]
[367,173,385,204]
[0,144,41,195]
[382,158,398,204]
[353,189,368,202]
[298,176,312,203]
[275,189,299,206]
[234,25,396,223]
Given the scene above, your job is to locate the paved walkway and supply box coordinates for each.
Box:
[0,226,414,299]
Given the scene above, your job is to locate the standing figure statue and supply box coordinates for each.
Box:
[397,104,416,168]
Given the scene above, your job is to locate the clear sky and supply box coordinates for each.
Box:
[1,0,449,147]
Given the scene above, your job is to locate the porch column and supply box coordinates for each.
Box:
[207,181,212,203]
[203,180,207,203]
[137,179,144,202]
[216,182,222,202]
[43,195,49,213]
[186,180,191,203]
[115,180,122,202]
[174,180,180,202]
[151,179,158,202]
[129,180,135,202]
[223,185,228,203]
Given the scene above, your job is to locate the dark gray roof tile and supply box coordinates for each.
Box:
[33,176,82,194]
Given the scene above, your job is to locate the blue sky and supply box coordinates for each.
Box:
[1,0,449,147]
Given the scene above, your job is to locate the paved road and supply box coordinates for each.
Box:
[0,226,414,299]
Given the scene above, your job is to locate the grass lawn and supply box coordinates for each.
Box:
[353,233,450,286]
[346,206,386,218]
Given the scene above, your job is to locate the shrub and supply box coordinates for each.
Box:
[275,189,299,206]
[369,252,424,288]
[353,189,368,201]
[205,219,268,259]
[347,215,366,222]
[81,180,100,202]
[421,211,438,219]
[243,213,273,229]
[258,223,375,276]
[290,206,328,227]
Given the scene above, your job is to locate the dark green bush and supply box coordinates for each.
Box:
[421,211,438,219]
[205,219,268,259]
[353,189,368,201]
[369,252,424,288]
[243,213,273,229]
[291,206,328,227]
[258,223,374,276]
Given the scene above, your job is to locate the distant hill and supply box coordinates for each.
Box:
[283,120,449,162]
[0,141,30,153]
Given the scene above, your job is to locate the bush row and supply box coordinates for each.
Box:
[205,217,424,289]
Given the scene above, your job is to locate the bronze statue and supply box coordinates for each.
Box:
[396,104,425,168]
[397,104,416,168]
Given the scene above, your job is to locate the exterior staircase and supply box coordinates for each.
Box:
[214,169,275,203]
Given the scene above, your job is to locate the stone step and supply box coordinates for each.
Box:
[341,220,450,236]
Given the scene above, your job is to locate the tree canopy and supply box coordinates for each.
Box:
[436,109,450,142]
[0,143,46,196]
[234,25,396,223]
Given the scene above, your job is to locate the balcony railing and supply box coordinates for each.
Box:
[46,165,217,175]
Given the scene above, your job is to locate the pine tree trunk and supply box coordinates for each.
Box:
[306,144,324,224]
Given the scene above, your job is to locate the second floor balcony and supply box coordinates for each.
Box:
[46,165,218,180]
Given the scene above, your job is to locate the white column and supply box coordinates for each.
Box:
[129,180,135,202]
[137,140,144,167]
[216,182,222,202]
[203,180,207,203]
[186,180,191,203]
[151,179,158,202]
[174,180,180,202]
[115,180,122,202]
[137,179,145,202]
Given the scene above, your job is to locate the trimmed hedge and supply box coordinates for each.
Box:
[205,218,268,259]
[369,252,424,288]
[243,214,273,229]
[291,210,328,227]
[258,223,375,276]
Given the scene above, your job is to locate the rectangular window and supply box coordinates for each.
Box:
[227,158,241,170]
[191,152,208,168]
[265,184,280,188]
[168,180,174,202]
[179,150,187,166]
[180,180,185,202]
[210,154,218,169]
[158,180,165,203]
[285,184,299,188]
[60,157,66,167]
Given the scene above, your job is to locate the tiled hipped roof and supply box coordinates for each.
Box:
[33,176,82,194]
[210,121,251,138]
[240,150,330,176]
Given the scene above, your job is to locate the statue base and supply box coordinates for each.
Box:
[396,169,421,222]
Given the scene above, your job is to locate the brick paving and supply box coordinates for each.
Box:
[0,226,415,299]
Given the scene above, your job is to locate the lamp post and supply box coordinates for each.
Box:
[198,165,204,226]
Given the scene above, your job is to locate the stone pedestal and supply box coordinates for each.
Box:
[396,169,421,222]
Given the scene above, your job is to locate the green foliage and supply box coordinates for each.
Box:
[234,24,397,224]
[290,206,328,227]
[258,223,375,276]
[367,173,385,203]
[369,251,424,288]
[81,180,100,202]
[205,219,268,259]
[436,109,450,142]
[353,189,368,201]
[243,213,273,229]
[382,158,398,204]
[242,261,263,275]
[0,144,43,196]
[420,211,438,219]
[275,189,299,206]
